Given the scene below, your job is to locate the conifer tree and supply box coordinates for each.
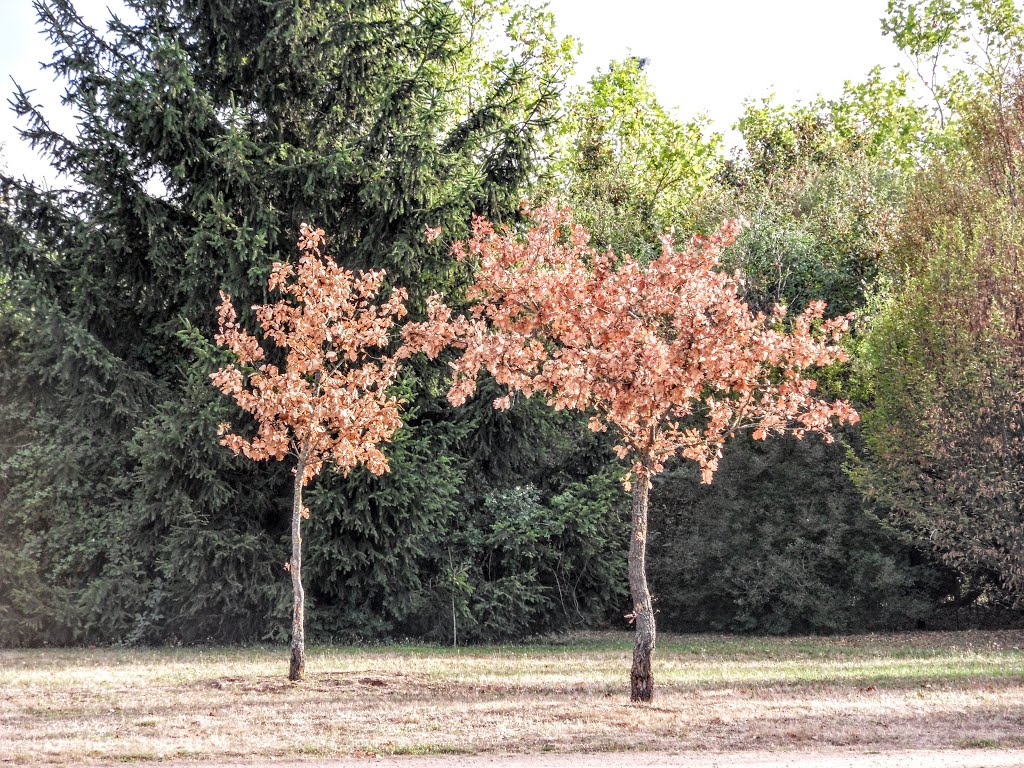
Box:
[0,0,568,644]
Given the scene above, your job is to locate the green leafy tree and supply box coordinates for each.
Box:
[547,57,723,258]
[714,74,928,316]
[853,75,1024,603]
[883,0,1024,127]
[637,76,952,635]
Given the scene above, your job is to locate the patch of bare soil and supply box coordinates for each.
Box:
[197,671,425,694]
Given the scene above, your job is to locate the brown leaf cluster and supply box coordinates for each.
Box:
[212,223,406,484]
[403,204,858,483]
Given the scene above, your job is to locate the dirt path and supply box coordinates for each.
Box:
[134,750,1024,768]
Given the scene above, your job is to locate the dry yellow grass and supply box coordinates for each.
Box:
[1,630,1022,765]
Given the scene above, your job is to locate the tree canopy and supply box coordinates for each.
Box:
[0,0,574,645]
[2,0,1022,648]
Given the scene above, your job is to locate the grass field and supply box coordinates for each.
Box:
[2,630,1023,764]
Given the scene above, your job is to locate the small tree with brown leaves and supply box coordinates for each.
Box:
[404,206,858,702]
[212,224,407,681]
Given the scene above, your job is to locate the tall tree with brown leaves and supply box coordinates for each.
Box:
[213,225,407,680]
[404,206,858,701]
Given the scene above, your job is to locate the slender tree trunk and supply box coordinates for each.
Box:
[628,466,655,703]
[288,453,307,681]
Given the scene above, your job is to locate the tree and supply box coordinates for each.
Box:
[883,0,1024,128]
[0,0,568,645]
[404,205,857,701]
[712,74,928,317]
[547,57,722,259]
[212,224,406,679]
[851,2,1024,606]
[646,77,955,634]
[544,64,944,637]
[853,73,1024,603]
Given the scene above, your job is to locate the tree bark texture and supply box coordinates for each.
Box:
[288,454,306,681]
[628,468,655,703]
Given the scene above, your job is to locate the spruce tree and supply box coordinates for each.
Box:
[0,0,568,644]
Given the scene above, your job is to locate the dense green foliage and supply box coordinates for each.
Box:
[712,75,926,315]
[0,0,621,646]
[849,0,1024,608]
[649,435,953,634]
[853,81,1024,604]
[545,57,962,633]
[659,86,958,632]
[3,0,1023,647]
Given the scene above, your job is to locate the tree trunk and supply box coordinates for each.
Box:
[628,467,655,703]
[288,454,306,681]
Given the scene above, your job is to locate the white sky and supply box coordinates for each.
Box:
[553,0,903,129]
[0,0,905,184]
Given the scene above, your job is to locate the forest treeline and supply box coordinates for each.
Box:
[1,0,1022,646]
